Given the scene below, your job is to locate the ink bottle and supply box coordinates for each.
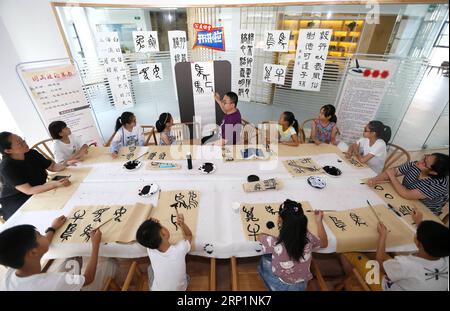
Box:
[187,152,193,170]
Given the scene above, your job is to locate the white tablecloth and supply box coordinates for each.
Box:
[1,146,418,259]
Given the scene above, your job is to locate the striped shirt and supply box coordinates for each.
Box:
[398,161,449,215]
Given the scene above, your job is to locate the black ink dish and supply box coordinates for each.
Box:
[323,165,342,177]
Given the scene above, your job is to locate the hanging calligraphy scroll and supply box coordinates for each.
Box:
[136,63,163,82]
[236,30,255,101]
[263,30,290,52]
[262,64,287,85]
[292,29,332,92]
[132,31,160,53]
[96,32,134,109]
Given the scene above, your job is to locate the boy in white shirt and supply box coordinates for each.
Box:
[341,209,449,291]
[49,121,89,164]
[136,214,192,291]
[0,216,116,291]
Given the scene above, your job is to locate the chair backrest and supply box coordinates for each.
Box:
[241,119,258,145]
[31,138,55,161]
[301,118,315,141]
[440,201,449,226]
[383,143,411,171]
[260,120,305,144]
[170,122,201,143]
[141,125,157,145]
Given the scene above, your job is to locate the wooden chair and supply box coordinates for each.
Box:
[142,125,157,146]
[170,122,201,143]
[186,256,216,291]
[260,121,305,144]
[310,259,329,291]
[103,260,148,291]
[440,201,449,226]
[335,267,371,291]
[383,143,411,171]
[230,256,266,291]
[0,216,5,224]
[241,119,258,145]
[103,125,157,147]
[31,138,55,161]
[301,118,315,142]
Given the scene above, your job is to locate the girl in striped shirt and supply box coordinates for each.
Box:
[368,153,449,216]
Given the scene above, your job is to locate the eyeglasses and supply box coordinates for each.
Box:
[421,154,433,170]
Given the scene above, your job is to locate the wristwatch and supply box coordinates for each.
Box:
[45,227,56,234]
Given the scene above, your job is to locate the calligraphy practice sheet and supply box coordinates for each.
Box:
[53,203,152,244]
[21,167,92,212]
[282,157,325,177]
[243,178,283,193]
[239,201,318,241]
[324,204,414,252]
[150,190,201,245]
[365,181,443,227]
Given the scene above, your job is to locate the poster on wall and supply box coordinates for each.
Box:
[193,27,225,51]
[292,29,332,92]
[96,31,134,109]
[235,30,255,101]
[191,62,216,130]
[20,63,102,145]
[336,58,397,144]
[136,63,163,82]
[132,31,160,53]
[263,30,290,52]
[262,64,287,85]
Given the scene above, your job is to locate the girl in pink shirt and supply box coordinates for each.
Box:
[258,199,328,291]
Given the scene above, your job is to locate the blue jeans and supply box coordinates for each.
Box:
[257,254,307,291]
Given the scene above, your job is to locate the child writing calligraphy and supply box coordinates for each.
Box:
[136,214,192,291]
[49,121,89,164]
[0,216,117,290]
[109,111,145,158]
[340,209,449,291]
[278,111,302,146]
[155,112,176,145]
[345,120,391,174]
[257,199,328,291]
[310,104,338,145]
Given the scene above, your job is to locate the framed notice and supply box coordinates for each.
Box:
[17,59,102,145]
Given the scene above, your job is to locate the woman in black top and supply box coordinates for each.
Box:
[0,132,73,220]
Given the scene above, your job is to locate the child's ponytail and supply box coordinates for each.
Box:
[368,121,392,144]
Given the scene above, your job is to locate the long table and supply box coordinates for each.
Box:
[1,144,440,260]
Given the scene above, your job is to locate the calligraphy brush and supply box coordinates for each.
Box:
[94,217,114,230]
[305,209,337,212]
[132,151,149,162]
[366,200,382,222]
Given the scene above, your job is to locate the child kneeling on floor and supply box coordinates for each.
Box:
[136,214,192,291]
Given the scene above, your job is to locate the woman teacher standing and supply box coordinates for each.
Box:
[0,132,74,220]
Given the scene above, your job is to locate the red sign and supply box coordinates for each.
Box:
[193,23,213,32]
